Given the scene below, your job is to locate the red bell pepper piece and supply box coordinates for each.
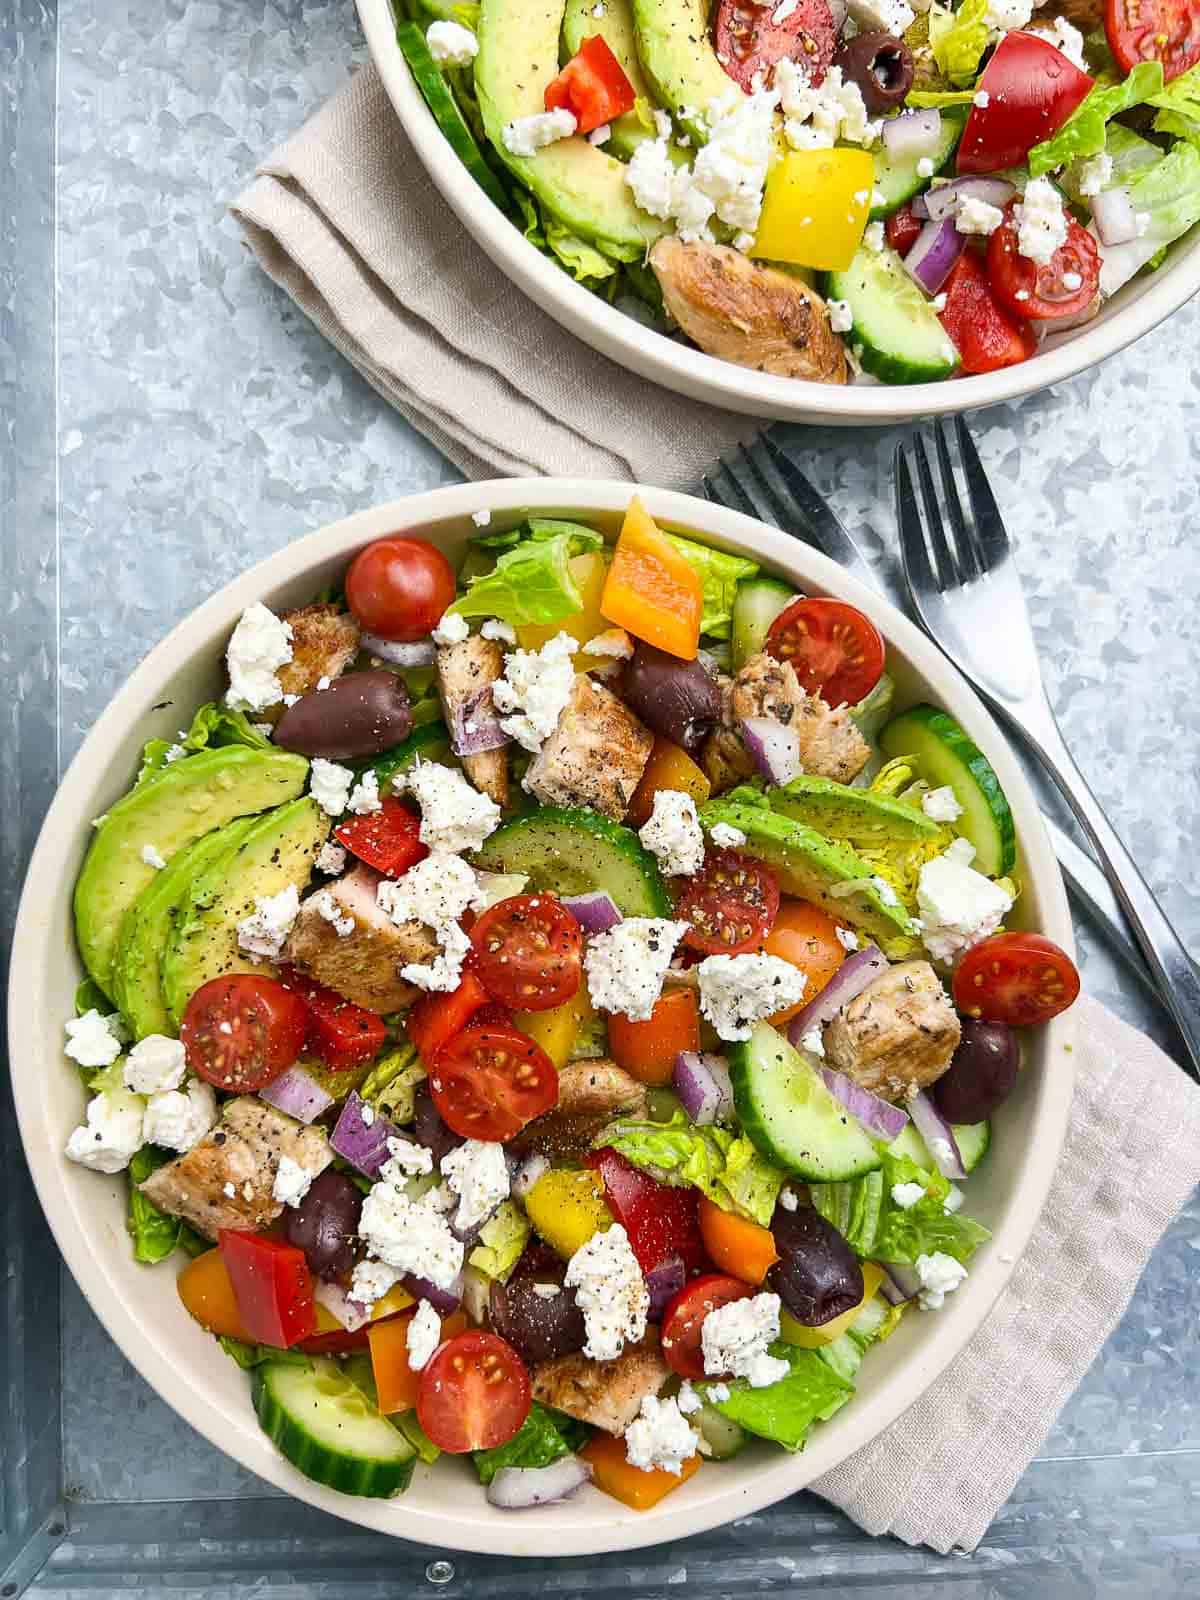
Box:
[585,1148,706,1275]
[218,1231,316,1348]
[280,967,388,1071]
[406,969,490,1064]
[334,795,427,878]
[939,252,1038,376]
[544,36,636,135]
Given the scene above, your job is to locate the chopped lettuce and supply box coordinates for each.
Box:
[359,1043,426,1124]
[127,1145,185,1265]
[545,217,620,284]
[701,1343,853,1450]
[1149,62,1200,145]
[396,1409,441,1464]
[812,1152,991,1266]
[447,522,603,627]
[1098,139,1200,295]
[929,0,990,88]
[1029,62,1164,178]
[74,977,111,1018]
[136,700,273,784]
[599,1111,785,1226]
[219,1336,310,1370]
[666,534,759,641]
[468,1200,531,1280]
[905,88,977,108]
[472,1403,588,1485]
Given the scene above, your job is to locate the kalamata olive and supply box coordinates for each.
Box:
[489,1270,587,1364]
[282,1170,363,1280]
[832,31,914,114]
[621,643,720,754]
[932,1020,1019,1124]
[767,1200,864,1326]
[412,1081,464,1165]
[273,669,412,758]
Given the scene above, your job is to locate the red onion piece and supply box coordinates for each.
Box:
[882,108,942,160]
[673,1052,734,1125]
[911,192,930,219]
[903,216,965,295]
[329,1092,401,1178]
[403,1269,465,1315]
[361,632,437,667]
[880,1263,922,1303]
[448,685,509,758]
[561,890,623,934]
[1090,186,1136,246]
[513,1151,550,1202]
[740,716,801,785]
[924,176,1015,222]
[313,1277,371,1333]
[907,1091,967,1180]
[787,944,886,1041]
[258,1063,335,1124]
[818,1065,909,1142]
[645,1255,686,1321]
[486,1457,593,1509]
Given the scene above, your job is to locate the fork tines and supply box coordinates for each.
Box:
[895,417,1007,594]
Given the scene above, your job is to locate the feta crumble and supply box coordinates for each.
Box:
[431,610,470,647]
[140,843,167,870]
[677,1380,703,1415]
[915,1250,968,1309]
[225,603,294,713]
[701,1292,789,1388]
[406,1299,442,1371]
[625,1395,699,1476]
[582,627,634,659]
[346,770,382,816]
[565,1224,649,1361]
[502,109,577,158]
[237,884,301,960]
[309,758,356,817]
[124,1034,186,1096]
[65,1089,145,1174]
[310,888,355,938]
[65,1009,124,1069]
[1075,152,1112,198]
[358,1184,465,1290]
[471,509,492,528]
[492,631,576,751]
[973,88,990,108]
[778,1187,799,1212]
[847,0,915,36]
[441,1139,510,1232]
[400,759,501,853]
[588,123,612,146]
[376,851,483,992]
[799,1026,825,1059]
[708,822,747,849]
[777,60,878,152]
[891,1181,927,1209]
[917,836,1013,964]
[480,618,516,645]
[1015,176,1067,266]
[350,1258,402,1306]
[836,926,860,951]
[584,918,688,1021]
[985,0,1032,29]
[1033,14,1085,67]
[955,195,1005,236]
[827,298,854,334]
[639,790,705,877]
[273,1153,319,1208]
[921,785,963,823]
[943,1184,965,1214]
[698,954,808,1041]
[143,1077,218,1153]
[380,1136,435,1181]
[916,156,935,179]
[424,18,478,67]
[863,220,885,252]
[315,840,347,875]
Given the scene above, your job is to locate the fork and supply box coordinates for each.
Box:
[895,417,1200,1080]
[701,435,1156,996]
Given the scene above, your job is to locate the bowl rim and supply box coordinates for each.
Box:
[356,0,1200,423]
[10,479,1076,1555]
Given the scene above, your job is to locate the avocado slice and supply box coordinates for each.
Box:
[562,0,655,159]
[111,817,261,1040]
[630,0,743,145]
[160,797,331,1026]
[768,775,941,848]
[74,747,310,997]
[699,796,921,958]
[476,0,666,255]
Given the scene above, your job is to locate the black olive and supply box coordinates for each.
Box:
[281,1171,363,1281]
[767,1200,864,1326]
[833,31,915,115]
[620,643,720,754]
[932,1019,1019,1124]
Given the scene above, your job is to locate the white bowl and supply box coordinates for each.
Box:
[358,0,1200,423]
[10,481,1075,1555]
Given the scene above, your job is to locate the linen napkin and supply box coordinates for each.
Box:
[232,72,1200,1554]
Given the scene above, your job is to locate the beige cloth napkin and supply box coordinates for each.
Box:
[232,73,1200,1554]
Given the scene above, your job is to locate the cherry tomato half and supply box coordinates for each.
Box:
[986,203,1100,322]
[677,849,781,957]
[885,203,924,257]
[406,969,490,1064]
[469,894,583,1013]
[713,0,837,93]
[430,1020,558,1140]
[957,32,1093,176]
[416,1331,532,1453]
[345,536,456,643]
[765,596,885,708]
[660,1273,755,1380]
[953,932,1081,1026]
[762,899,846,1023]
[181,975,308,1092]
[1106,0,1200,81]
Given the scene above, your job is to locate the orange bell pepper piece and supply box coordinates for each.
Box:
[582,1432,701,1509]
[178,1247,256,1342]
[601,497,703,660]
[607,986,700,1086]
[368,1308,468,1414]
[697,1195,779,1286]
[626,735,711,828]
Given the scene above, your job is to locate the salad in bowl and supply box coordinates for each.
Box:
[56,493,1079,1518]
[382,0,1200,385]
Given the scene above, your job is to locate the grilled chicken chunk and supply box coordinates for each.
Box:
[650,239,850,383]
[1036,0,1101,32]
[702,652,872,790]
[282,862,436,1013]
[824,959,962,1101]
[262,604,360,720]
[138,1097,331,1241]
[512,1060,649,1164]
[531,1334,670,1434]
[525,674,653,820]
[436,633,508,808]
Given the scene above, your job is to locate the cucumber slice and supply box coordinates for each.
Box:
[888,1118,991,1174]
[253,1358,417,1498]
[695,1401,749,1459]
[471,806,671,917]
[395,22,510,214]
[878,705,1016,876]
[825,245,959,385]
[869,111,966,219]
[729,1022,883,1182]
[731,577,796,670]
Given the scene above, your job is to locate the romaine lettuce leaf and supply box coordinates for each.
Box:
[701,1343,853,1449]
[359,1043,426,1124]
[929,0,990,88]
[905,88,977,108]
[472,1403,588,1484]
[1149,62,1200,144]
[599,1111,785,1226]
[812,1152,990,1265]
[127,1145,184,1264]
[1060,123,1163,204]
[1098,138,1200,295]
[468,1200,531,1280]
[1029,62,1163,178]
[545,217,620,283]
[447,523,603,626]
[665,534,759,640]
[218,1337,310,1370]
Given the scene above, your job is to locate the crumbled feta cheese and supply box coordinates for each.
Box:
[346,771,382,816]
[677,1380,703,1414]
[502,109,577,158]
[311,887,355,938]
[625,1395,699,1476]
[225,603,293,713]
[588,123,612,146]
[985,0,1031,29]
[237,884,301,960]
[689,89,779,238]
[915,1250,968,1309]
[778,1186,799,1212]
[441,1139,510,1232]
[827,298,854,334]
[358,1184,465,1289]
[582,628,633,660]
[1033,14,1084,66]
[701,1292,789,1388]
[639,790,705,878]
[565,1224,649,1361]
[773,0,799,18]
[350,1258,403,1305]
[140,843,167,870]
[707,1381,731,1402]
[309,758,355,817]
[777,60,877,151]
[698,954,808,1041]
[627,135,679,219]
[380,1136,435,1183]
[584,918,688,1021]
[917,837,1013,964]
[922,785,963,823]
[360,1103,376,1127]
[431,610,470,647]
[973,88,990,108]
[871,875,901,908]
[273,1153,319,1208]
[376,851,483,992]
[65,1089,145,1174]
[164,743,187,764]
[1062,270,1082,290]
[65,1009,124,1069]
[315,841,347,875]
[400,758,501,853]
[123,1034,187,1096]
[932,292,947,311]
[424,18,478,66]
[1015,176,1067,265]
[891,1181,927,1209]
[847,0,915,36]
[916,156,935,179]
[836,926,860,951]
[1075,152,1112,198]
[492,631,576,752]
[406,1299,442,1370]
[863,220,885,252]
[471,509,492,528]
[480,618,516,645]
[143,1078,218,1153]
[956,195,1005,236]
[592,1,605,14]
[708,822,747,849]
[799,1026,825,1059]
[943,1183,965,1214]
[223,1181,237,1199]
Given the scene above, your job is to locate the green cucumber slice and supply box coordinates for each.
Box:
[825,245,959,385]
[878,705,1016,876]
[730,577,796,670]
[869,111,965,219]
[253,1358,417,1498]
[471,806,671,917]
[695,1401,749,1459]
[888,1117,991,1174]
[729,1022,883,1182]
[395,22,510,214]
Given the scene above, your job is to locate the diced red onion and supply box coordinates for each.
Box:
[883,108,942,160]
[911,192,930,220]
[403,1269,464,1315]
[903,217,965,296]
[448,686,509,758]
[361,632,436,667]
[258,1063,335,1124]
[907,1091,967,1180]
[880,1263,922,1304]
[313,1278,371,1333]
[561,891,623,934]
[787,944,886,1041]
[924,176,1016,222]
[740,716,801,785]
[329,1092,400,1178]
[485,1456,593,1509]
[673,1052,734,1126]
[818,1066,909,1142]
[1090,186,1137,246]
[513,1152,550,1202]
[645,1254,686,1321]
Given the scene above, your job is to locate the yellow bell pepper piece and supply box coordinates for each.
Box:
[524,1168,614,1259]
[751,148,875,271]
[517,550,610,662]
[513,984,596,1069]
[779,1262,885,1347]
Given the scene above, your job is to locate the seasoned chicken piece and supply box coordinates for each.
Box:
[702,652,871,789]
[701,676,757,794]
[824,960,961,1101]
[264,604,360,720]
[282,862,436,1013]
[650,239,850,383]
[1037,0,1101,33]
[525,674,653,821]
[436,633,509,808]
[138,1097,331,1241]
[532,1334,670,1435]
[512,1059,649,1163]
